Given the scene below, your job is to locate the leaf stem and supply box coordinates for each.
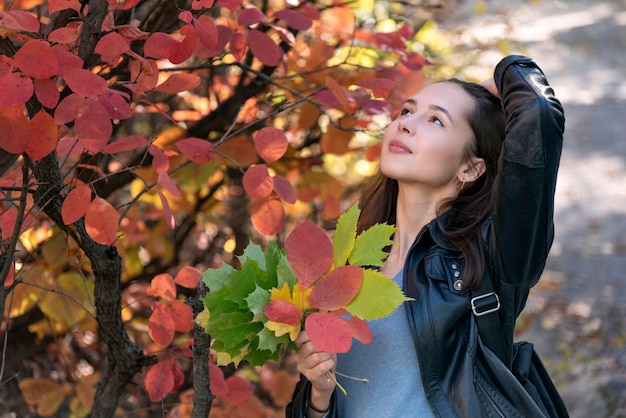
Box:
[326,370,369,398]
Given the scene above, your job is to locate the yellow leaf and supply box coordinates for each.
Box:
[265,320,301,341]
[18,378,66,417]
[39,272,94,325]
[9,266,50,318]
[41,231,68,269]
[75,373,100,411]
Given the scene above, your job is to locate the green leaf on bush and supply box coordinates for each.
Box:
[345,269,412,320]
[333,202,359,267]
[349,223,396,267]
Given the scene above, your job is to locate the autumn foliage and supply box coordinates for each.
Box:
[0,0,430,416]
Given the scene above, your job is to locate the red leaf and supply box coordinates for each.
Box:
[155,73,201,94]
[75,100,112,153]
[157,171,180,198]
[148,274,177,300]
[263,300,301,325]
[34,78,60,108]
[325,76,348,105]
[246,29,282,66]
[54,94,84,124]
[272,175,297,204]
[230,31,246,61]
[48,0,82,15]
[194,15,218,49]
[274,9,313,30]
[0,207,17,241]
[165,300,194,333]
[222,375,255,405]
[250,192,284,236]
[356,78,398,99]
[52,44,84,76]
[84,197,118,245]
[285,221,333,289]
[103,135,148,154]
[116,25,150,41]
[217,0,241,12]
[156,190,175,230]
[94,90,132,120]
[210,362,228,397]
[308,265,363,310]
[169,24,197,64]
[63,68,108,97]
[0,73,33,106]
[192,0,215,10]
[347,316,372,344]
[27,110,57,161]
[106,0,141,10]
[128,58,159,93]
[145,360,175,402]
[238,7,265,26]
[144,32,179,60]
[175,137,214,164]
[149,145,169,173]
[0,113,30,154]
[199,25,232,58]
[6,11,39,32]
[0,104,24,119]
[305,312,352,353]
[254,127,288,163]
[62,184,92,225]
[14,40,58,79]
[179,10,193,24]
[174,266,202,289]
[57,136,85,157]
[149,302,176,347]
[48,24,82,44]
[243,164,274,199]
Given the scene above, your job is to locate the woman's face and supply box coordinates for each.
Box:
[380,82,477,189]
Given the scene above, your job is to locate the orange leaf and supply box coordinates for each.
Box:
[149,302,176,347]
[18,378,65,417]
[14,40,58,79]
[250,192,284,236]
[27,110,57,161]
[34,78,60,108]
[0,72,33,106]
[263,300,301,325]
[84,197,118,245]
[305,312,352,353]
[272,175,297,204]
[156,190,175,230]
[174,266,201,289]
[308,265,363,310]
[62,184,92,225]
[145,359,175,402]
[325,76,348,105]
[246,29,282,66]
[347,316,372,344]
[243,164,274,199]
[285,221,333,289]
[254,127,288,163]
[175,137,214,163]
[165,299,194,333]
[222,375,255,406]
[0,113,30,154]
[148,273,177,300]
[155,73,201,94]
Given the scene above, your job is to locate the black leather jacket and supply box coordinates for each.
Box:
[287,55,565,417]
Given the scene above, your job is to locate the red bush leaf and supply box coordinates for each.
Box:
[356,78,398,99]
[48,0,82,15]
[255,127,288,163]
[272,175,297,204]
[165,300,194,333]
[274,9,313,30]
[147,273,177,300]
[305,312,352,353]
[27,110,57,161]
[149,145,169,173]
[157,171,181,198]
[54,94,84,124]
[175,137,214,163]
[155,73,201,94]
[243,164,274,199]
[200,25,232,58]
[192,0,215,10]
[168,24,197,64]
[247,29,282,66]
[230,31,246,61]
[95,90,132,120]
[308,265,363,310]
[62,68,108,97]
[149,302,176,347]
[346,316,373,344]
[222,375,255,405]
[156,190,175,230]
[145,360,175,402]
[250,192,285,236]
[14,40,58,79]
[62,184,92,225]
[74,99,112,153]
[129,58,159,93]
[6,10,39,32]
[174,266,201,289]
[103,135,149,154]
[48,24,82,45]
[285,221,333,289]
[194,15,218,49]
[34,78,60,108]
[84,197,118,245]
[0,73,33,106]
[52,45,84,76]
[238,7,265,26]
[0,113,30,154]
[106,0,141,10]
[144,32,179,60]
[325,76,348,105]
[217,0,241,12]
[263,300,301,325]
[209,362,228,397]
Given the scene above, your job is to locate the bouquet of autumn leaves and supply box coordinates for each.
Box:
[201,202,411,374]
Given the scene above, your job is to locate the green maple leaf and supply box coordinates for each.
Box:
[333,202,359,267]
[225,259,265,308]
[245,338,278,366]
[276,253,297,288]
[207,311,261,351]
[348,223,396,267]
[263,240,283,289]
[245,285,270,322]
[202,262,235,292]
[345,269,412,320]
[257,326,290,354]
[240,242,266,270]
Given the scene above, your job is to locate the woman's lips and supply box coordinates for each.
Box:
[388,139,411,154]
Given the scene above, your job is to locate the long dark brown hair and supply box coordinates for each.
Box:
[357,79,505,288]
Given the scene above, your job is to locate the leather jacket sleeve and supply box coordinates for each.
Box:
[285,376,338,418]
[490,55,565,312]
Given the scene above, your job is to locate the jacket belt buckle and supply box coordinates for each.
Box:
[471,292,500,317]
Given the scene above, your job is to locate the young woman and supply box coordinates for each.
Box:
[286,55,565,417]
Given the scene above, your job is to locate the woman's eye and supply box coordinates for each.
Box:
[400,108,412,116]
[430,116,444,127]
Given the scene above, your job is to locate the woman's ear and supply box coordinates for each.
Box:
[460,157,486,183]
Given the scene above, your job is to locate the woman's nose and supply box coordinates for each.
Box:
[398,116,413,134]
